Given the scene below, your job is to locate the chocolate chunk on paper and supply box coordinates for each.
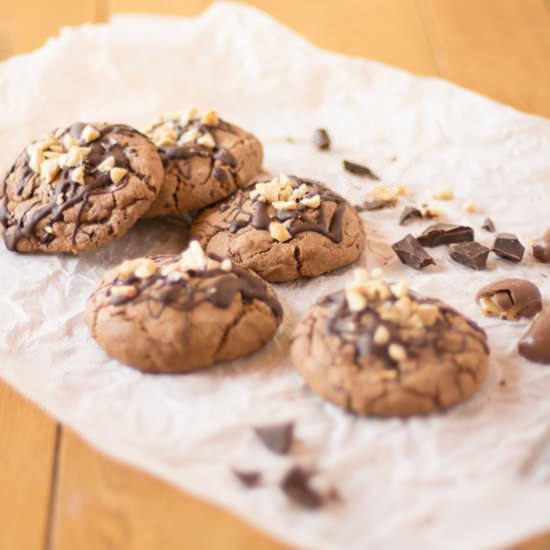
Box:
[417,223,474,247]
[343,160,379,179]
[399,206,423,226]
[518,309,550,364]
[254,421,294,454]
[449,242,489,270]
[355,199,397,212]
[392,234,435,270]
[481,218,496,232]
[233,469,262,488]
[493,233,525,262]
[280,467,323,510]
[313,128,330,150]
[476,278,542,320]
[532,228,550,263]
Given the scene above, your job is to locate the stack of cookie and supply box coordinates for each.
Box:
[0,108,492,418]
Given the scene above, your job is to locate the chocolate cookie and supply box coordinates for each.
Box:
[143,107,263,217]
[190,174,365,282]
[86,242,283,373]
[290,270,489,417]
[0,123,163,254]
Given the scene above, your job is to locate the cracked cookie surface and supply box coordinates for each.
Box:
[143,108,263,217]
[190,174,365,282]
[0,122,163,254]
[86,242,283,373]
[290,271,489,417]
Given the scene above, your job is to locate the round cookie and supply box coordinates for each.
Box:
[86,242,283,373]
[290,270,489,417]
[143,107,263,217]
[190,174,365,282]
[0,122,163,254]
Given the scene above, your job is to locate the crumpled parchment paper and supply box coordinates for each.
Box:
[1,4,550,549]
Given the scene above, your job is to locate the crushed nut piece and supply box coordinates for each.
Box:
[110,167,128,185]
[201,110,219,125]
[269,221,292,242]
[57,153,68,168]
[272,200,298,211]
[180,241,208,271]
[111,285,138,299]
[181,104,198,122]
[416,303,439,326]
[381,370,398,380]
[153,128,178,147]
[196,133,216,149]
[81,125,100,143]
[44,225,54,234]
[28,146,44,173]
[40,158,61,184]
[66,146,91,167]
[388,343,407,362]
[373,325,390,345]
[97,156,116,172]
[431,189,454,201]
[463,199,477,213]
[345,287,368,312]
[71,166,85,185]
[221,259,233,272]
[134,259,158,279]
[63,134,80,150]
[301,194,321,209]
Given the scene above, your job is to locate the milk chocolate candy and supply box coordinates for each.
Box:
[518,309,550,364]
[533,228,550,263]
[476,278,542,320]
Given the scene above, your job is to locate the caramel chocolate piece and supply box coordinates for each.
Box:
[493,233,525,262]
[280,467,323,509]
[254,421,294,455]
[313,128,330,150]
[399,206,422,226]
[392,234,435,270]
[481,218,496,232]
[533,228,550,263]
[343,160,379,179]
[518,309,550,364]
[233,469,262,488]
[476,278,542,320]
[449,242,489,270]
[417,223,474,247]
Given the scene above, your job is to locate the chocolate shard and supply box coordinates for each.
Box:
[449,241,489,270]
[518,308,550,364]
[493,232,525,262]
[233,469,262,488]
[313,128,330,150]
[356,199,397,212]
[342,160,379,179]
[532,228,550,263]
[254,421,294,455]
[399,206,423,226]
[476,278,542,320]
[481,218,496,232]
[392,234,435,270]
[280,467,323,510]
[417,223,474,247]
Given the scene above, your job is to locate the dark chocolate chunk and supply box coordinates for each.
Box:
[476,278,542,320]
[254,421,294,455]
[532,228,550,263]
[355,199,397,212]
[342,160,379,179]
[481,218,496,232]
[233,469,262,488]
[280,467,323,509]
[399,206,423,226]
[449,241,489,270]
[392,234,435,270]
[417,223,474,247]
[313,128,330,150]
[518,309,550,364]
[493,233,525,262]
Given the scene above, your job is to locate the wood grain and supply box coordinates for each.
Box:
[0,380,58,550]
[50,430,289,550]
[417,0,550,117]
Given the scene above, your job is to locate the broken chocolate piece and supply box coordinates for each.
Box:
[233,469,262,488]
[392,234,435,270]
[399,206,423,226]
[280,467,323,509]
[343,160,379,179]
[449,241,489,270]
[313,128,330,150]
[254,421,294,455]
[518,309,550,364]
[356,199,397,212]
[493,233,525,262]
[533,228,550,263]
[417,223,474,247]
[476,278,542,320]
[481,218,496,232]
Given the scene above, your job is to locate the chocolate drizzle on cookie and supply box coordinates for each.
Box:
[0,123,139,251]
[107,254,283,321]
[218,176,348,243]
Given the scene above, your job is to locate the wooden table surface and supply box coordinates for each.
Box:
[1,1,550,549]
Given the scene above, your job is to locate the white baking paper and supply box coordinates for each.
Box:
[1,4,550,549]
